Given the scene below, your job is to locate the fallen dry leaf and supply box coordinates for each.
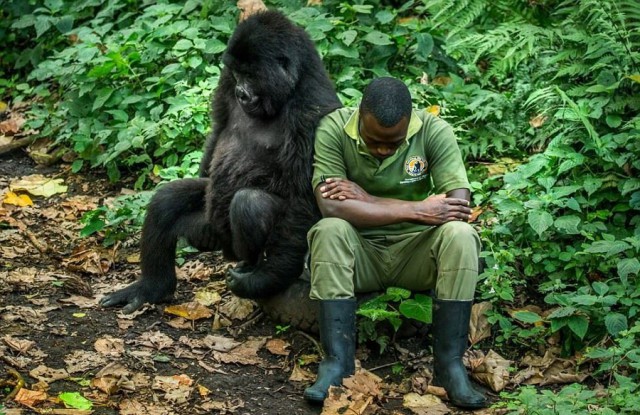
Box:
[343,369,383,400]
[10,175,68,198]
[3,335,36,354]
[119,398,177,415]
[164,301,213,320]
[402,392,450,415]
[213,336,267,366]
[469,302,493,346]
[515,349,587,386]
[219,296,255,320]
[13,388,48,407]
[166,317,193,329]
[91,362,135,395]
[61,245,113,275]
[265,338,290,356]
[197,384,211,397]
[29,365,69,383]
[64,350,107,374]
[2,191,33,207]
[0,267,38,288]
[94,336,125,357]
[152,374,193,404]
[137,331,175,351]
[180,260,214,281]
[200,398,245,412]
[289,363,315,383]
[194,289,221,306]
[471,349,511,392]
[202,335,240,352]
[321,386,369,415]
[0,112,25,135]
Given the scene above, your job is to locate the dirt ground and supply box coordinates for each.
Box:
[0,151,489,415]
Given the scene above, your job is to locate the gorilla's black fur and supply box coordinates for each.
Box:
[100,10,341,313]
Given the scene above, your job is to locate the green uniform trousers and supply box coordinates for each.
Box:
[307,218,481,300]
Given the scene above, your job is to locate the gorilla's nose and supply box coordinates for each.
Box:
[235,85,251,104]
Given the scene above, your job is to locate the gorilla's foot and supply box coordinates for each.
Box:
[99,280,175,314]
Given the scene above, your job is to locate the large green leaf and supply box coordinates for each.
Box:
[363,31,393,46]
[584,240,631,257]
[604,313,628,337]
[528,210,553,236]
[58,392,93,410]
[398,294,432,324]
[513,311,542,324]
[567,315,589,339]
[617,258,640,284]
[554,215,581,234]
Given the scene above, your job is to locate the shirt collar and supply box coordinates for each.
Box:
[343,108,423,142]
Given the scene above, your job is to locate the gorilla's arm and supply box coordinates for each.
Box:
[226,197,314,298]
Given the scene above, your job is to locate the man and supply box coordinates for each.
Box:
[303,77,487,409]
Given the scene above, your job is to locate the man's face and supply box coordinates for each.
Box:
[359,111,409,160]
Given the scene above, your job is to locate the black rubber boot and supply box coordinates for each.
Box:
[303,299,357,403]
[432,299,487,409]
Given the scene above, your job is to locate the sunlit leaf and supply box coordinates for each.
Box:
[58,392,93,410]
[398,294,432,323]
[528,210,553,236]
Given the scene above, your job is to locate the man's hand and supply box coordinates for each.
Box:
[319,178,375,202]
[415,194,472,226]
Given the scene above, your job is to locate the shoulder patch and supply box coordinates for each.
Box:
[404,156,427,177]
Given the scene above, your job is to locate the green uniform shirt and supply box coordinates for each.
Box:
[312,107,470,236]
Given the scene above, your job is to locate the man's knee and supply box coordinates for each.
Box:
[439,221,480,252]
[308,217,354,240]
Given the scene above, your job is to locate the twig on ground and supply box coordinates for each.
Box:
[0,136,36,156]
[294,330,322,356]
[24,229,49,253]
[3,368,25,402]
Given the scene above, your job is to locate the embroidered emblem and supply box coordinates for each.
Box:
[404,156,426,177]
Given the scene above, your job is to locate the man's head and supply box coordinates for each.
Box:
[359,77,412,159]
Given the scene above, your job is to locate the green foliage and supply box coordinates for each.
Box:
[357,287,432,352]
[500,323,640,413]
[3,0,232,186]
[275,324,291,335]
[80,191,152,246]
[58,392,93,410]
[5,1,640,412]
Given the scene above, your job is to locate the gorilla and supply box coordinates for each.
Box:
[100,10,341,313]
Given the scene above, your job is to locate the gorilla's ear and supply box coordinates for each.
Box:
[277,55,299,86]
[277,56,290,71]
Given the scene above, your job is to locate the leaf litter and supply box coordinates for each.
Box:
[0,157,592,414]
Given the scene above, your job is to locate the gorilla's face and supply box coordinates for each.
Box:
[226,54,299,119]
[222,12,304,119]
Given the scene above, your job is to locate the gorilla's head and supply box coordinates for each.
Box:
[223,11,310,119]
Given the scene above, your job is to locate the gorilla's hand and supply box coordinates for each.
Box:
[226,266,255,298]
[99,279,175,314]
[226,263,287,299]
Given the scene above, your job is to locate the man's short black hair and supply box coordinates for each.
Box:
[360,77,412,127]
